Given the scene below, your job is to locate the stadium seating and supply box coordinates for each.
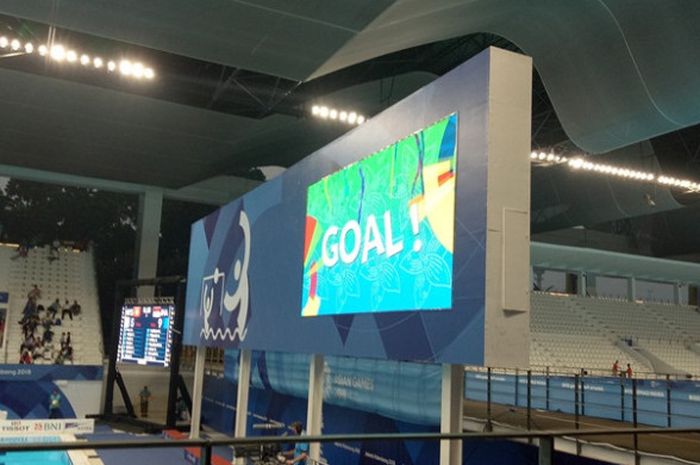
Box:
[0,244,104,365]
[2,243,697,375]
[530,292,700,375]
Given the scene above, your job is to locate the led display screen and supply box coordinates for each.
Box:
[302,114,457,316]
[117,303,175,367]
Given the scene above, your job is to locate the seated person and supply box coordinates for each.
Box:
[60,345,74,364]
[61,300,73,321]
[19,349,32,365]
[281,422,308,465]
[69,300,81,317]
[20,335,36,354]
[42,327,54,344]
[47,299,60,319]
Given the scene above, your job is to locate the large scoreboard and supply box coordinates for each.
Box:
[117,300,175,367]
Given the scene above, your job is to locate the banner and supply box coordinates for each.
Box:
[0,418,94,435]
[0,365,102,381]
[184,47,532,365]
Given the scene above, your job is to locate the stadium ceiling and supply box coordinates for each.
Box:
[0,1,699,193]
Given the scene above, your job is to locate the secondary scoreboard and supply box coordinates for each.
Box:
[117,302,175,367]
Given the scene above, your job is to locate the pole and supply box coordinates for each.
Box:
[234,349,252,465]
[633,378,639,465]
[620,377,625,422]
[666,375,672,428]
[527,370,532,431]
[486,367,493,432]
[104,282,125,416]
[574,374,580,430]
[189,346,206,439]
[166,281,186,427]
[545,366,550,411]
[307,354,325,464]
[538,436,554,465]
[440,364,464,465]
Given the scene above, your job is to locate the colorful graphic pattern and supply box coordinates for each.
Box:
[302,114,458,316]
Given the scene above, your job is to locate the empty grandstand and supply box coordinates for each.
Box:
[530,292,700,375]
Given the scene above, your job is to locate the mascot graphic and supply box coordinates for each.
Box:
[201,210,251,342]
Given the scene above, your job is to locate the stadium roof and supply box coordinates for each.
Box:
[0,1,699,192]
[3,1,700,261]
[533,242,700,284]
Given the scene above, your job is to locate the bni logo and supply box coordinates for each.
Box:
[200,209,251,343]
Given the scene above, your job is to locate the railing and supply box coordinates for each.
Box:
[465,367,700,430]
[1,428,700,465]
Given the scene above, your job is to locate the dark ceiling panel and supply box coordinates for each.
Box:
[313,0,700,155]
[0,0,394,80]
[0,67,269,187]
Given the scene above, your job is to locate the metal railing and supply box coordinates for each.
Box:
[466,367,700,430]
[1,427,699,465]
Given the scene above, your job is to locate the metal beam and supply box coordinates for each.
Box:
[0,163,260,205]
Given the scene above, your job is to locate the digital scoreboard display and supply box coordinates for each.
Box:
[117,303,175,367]
[301,114,457,317]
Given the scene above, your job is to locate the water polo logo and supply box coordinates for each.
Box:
[200,210,251,342]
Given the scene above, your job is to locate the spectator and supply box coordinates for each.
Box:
[47,299,60,319]
[626,363,633,378]
[61,300,73,321]
[20,349,32,364]
[48,390,62,418]
[11,243,29,260]
[69,300,81,317]
[62,345,73,364]
[27,285,41,301]
[66,332,71,347]
[48,240,60,262]
[60,332,66,347]
[282,421,309,465]
[22,297,37,319]
[139,386,151,418]
[20,334,36,354]
[612,360,619,377]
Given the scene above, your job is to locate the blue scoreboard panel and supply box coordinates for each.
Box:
[117,303,175,367]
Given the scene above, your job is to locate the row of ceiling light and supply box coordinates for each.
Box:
[0,35,155,80]
[311,105,366,125]
[530,151,700,193]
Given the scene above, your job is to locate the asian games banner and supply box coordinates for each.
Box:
[184,49,494,365]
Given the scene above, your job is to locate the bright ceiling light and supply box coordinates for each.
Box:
[119,59,132,76]
[4,39,155,81]
[310,104,367,125]
[131,62,145,78]
[536,154,700,193]
[50,45,66,61]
